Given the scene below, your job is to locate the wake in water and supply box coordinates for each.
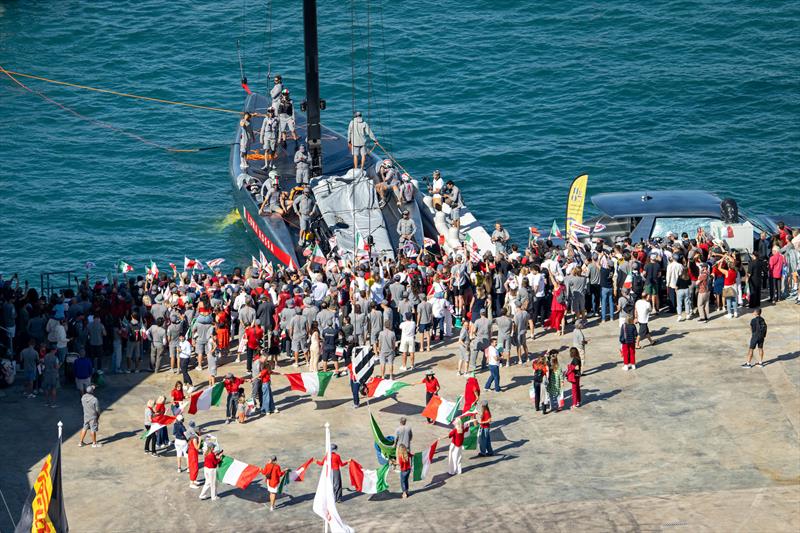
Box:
[215,209,242,231]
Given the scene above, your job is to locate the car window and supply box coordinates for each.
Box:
[651,217,718,239]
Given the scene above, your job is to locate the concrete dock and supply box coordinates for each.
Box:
[1,302,798,532]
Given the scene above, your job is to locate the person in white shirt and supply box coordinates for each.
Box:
[178,334,194,387]
[398,313,417,371]
[634,297,656,348]
[312,274,328,305]
[665,256,684,313]
[431,295,446,342]
[431,170,445,208]
[483,338,502,392]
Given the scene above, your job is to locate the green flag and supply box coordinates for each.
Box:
[370,412,396,459]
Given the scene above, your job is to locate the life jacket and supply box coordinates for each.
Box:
[278,100,293,116]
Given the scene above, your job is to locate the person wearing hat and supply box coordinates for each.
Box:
[199,443,224,501]
[292,187,317,247]
[316,445,348,502]
[294,144,310,185]
[276,88,297,146]
[78,385,101,448]
[347,111,376,170]
[261,456,286,511]
[396,210,417,250]
[260,107,279,170]
[477,400,494,456]
[422,371,440,423]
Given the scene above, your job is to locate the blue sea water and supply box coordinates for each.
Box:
[1,1,798,281]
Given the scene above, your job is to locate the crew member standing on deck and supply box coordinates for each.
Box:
[292,187,317,247]
[270,74,283,113]
[277,89,297,147]
[294,144,310,186]
[260,108,279,171]
[239,112,255,159]
[347,111,376,171]
[444,180,462,230]
[396,210,417,250]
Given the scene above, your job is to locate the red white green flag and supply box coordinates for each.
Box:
[216,456,261,489]
[412,439,438,481]
[285,372,334,397]
[348,460,390,494]
[365,377,412,398]
[188,381,225,414]
[549,220,563,239]
[420,395,462,425]
[147,260,159,278]
[117,260,134,273]
[311,244,326,266]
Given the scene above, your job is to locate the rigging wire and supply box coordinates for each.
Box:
[0,66,233,152]
[350,0,357,118]
[377,0,393,152]
[366,0,373,126]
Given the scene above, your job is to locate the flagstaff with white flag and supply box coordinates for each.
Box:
[313,423,354,533]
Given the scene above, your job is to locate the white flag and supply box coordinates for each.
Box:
[313,424,354,533]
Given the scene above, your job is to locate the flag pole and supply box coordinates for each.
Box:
[58,420,63,441]
[323,421,330,533]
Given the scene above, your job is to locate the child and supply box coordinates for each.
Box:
[171,381,185,415]
[236,395,247,424]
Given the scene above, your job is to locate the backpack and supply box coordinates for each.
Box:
[631,272,644,296]
[555,289,566,305]
[623,298,635,316]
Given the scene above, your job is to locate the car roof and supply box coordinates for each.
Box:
[591,190,722,218]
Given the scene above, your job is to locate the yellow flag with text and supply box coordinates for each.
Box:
[565,174,589,237]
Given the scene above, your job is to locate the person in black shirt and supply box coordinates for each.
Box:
[742,308,767,368]
[643,255,661,313]
[747,252,764,308]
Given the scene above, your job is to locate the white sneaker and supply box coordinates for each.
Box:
[677,316,684,322]
[734,312,739,318]
[623,365,629,371]
[630,364,636,370]
[726,314,732,319]
[399,366,407,372]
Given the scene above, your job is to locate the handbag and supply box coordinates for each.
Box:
[722,286,735,299]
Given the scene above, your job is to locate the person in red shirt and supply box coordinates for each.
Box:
[261,455,286,511]
[258,356,280,415]
[394,444,412,499]
[187,423,202,489]
[215,307,230,351]
[170,381,185,414]
[223,372,247,424]
[316,444,348,502]
[444,417,473,475]
[422,371,440,423]
[199,444,223,501]
[717,255,740,318]
[244,321,264,374]
[477,400,493,457]
[463,373,480,413]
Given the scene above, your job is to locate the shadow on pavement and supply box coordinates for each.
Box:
[765,351,800,365]
[582,388,622,405]
[314,398,352,410]
[379,400,424,416]
[637,353,673,368]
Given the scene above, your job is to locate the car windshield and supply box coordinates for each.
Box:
[651,217,719,239]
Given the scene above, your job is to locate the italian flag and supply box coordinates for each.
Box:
[277,457,315,494]
[355,231,369,257]
[188,381,225,414]
[463,423,479,450]
[216,456,261,489]
[421,395,462,425]
[141,414,175,438]
[117,260,134,273]
[365,377,411,398]
[311,244,326,266]
[550,220,563,239]
[285,372,333,397]
[348,459,390,494]
[370,413,396,459]
[412,439,438,482]
[147,260,159,278]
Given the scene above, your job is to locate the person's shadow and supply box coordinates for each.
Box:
[97,429,138,445]
[765,351,800,366]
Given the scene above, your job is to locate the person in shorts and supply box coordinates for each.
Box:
[634,296,656,348]
[377,322,397,379]
[399,313,416,372]
[743,308,767,368]
[173,414,189,471]
[21,339,39,398]
[79,385,101,448]
[42,348,60,408]
[457,318,471,376]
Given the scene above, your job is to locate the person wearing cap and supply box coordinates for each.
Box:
[261,456,286,511]
[276,88,297,146]
[398,312,416,372]
[292,188,317,247]
[187,422,202,488]
[316,445,348,502]
[223,372,246,424]
[199,444,224,501]
[270,74,283,113]
[396,210,417,250]
[422,371,440,423]
[477,400,493,456]
[78,385,101,448]
[260,107,279,170]
[444,180,462,230]
[239,112,254,159]
[173,414,189,472]
[347,111,376,170]
[430,170,444,208]
[294,144,310,185]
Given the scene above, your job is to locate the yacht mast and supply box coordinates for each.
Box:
[303,0,323,177]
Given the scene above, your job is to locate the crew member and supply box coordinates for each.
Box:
[277,89,297,146]
[347,111,376,170]
[444,180,462,230]
[396,210,417,249]
[294,144,310,185]
[260,108,279,170]
[270,74,283,113]
[292,187,317,247]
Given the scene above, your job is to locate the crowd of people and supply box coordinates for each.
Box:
[1,216,797,506]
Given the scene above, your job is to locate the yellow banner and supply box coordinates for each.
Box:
[31,454,54,533]
[565,174,589,237]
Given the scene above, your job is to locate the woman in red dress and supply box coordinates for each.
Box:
[546,271,567,335]
[215,306,230,351]
[187,426,202,489]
